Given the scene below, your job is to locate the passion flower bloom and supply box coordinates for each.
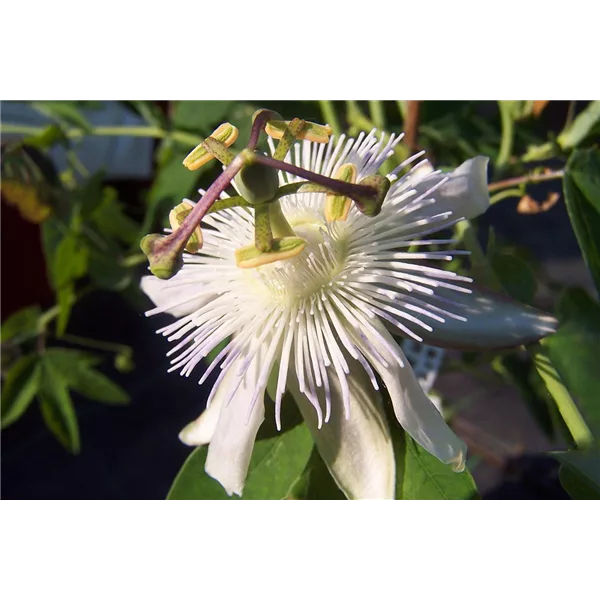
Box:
[142,129,557,499]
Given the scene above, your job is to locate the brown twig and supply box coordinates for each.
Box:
[404,101,421,151]
[488,169,564,193]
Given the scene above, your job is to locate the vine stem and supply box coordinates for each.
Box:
[488,169,565,193]
[1,123,200,146]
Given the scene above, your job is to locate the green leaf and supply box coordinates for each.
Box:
[45,348,129,404]
[553,450,600,499]
[38,356,80,453]
[490,252,537,304]
[32,101,93,133]
[172,101,234,134]
[290,449,346,500]
[1,306,41,343]
[91,187,139,246]
[492,353,555,439]
[88,249,132,291]
[53,233,89,290]
[395,431,480,500]
[56,285,76,337]
[1,354,41,428]
[558,101,600,150]
[126,101,168,130]
[543,288,600,439]
[168,422,314,500]
[73,171,106,219]
[142,148,201,234]
[531,346,592,448]
[563,147,600,295]
[23,124,69,150]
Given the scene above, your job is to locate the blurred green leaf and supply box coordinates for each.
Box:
[490,252,537,305]
[1,306,41,343]
[45,348,130,405]
[40,217,64,283]
[172,101,235,134]
[126,101,168,130]
[56,285,76,337]
[38,356,80,453]
[544,288,600,438]
[168,422,313,500]
[1,354,41,428]
[143,147,200,234]
[205,337,229,365]
[492,353,555,439]
[88,249,132,291]
[563,147,600,294]
[558,101,600,150]
[75,171,106,219]
[53,234,89,290]
[91,187,139,246]
[553,450,600,499]
[395,430,479,500]
[32,101,93,133]
[23,124,69,150]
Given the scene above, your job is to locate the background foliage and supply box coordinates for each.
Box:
[2,100,599,499]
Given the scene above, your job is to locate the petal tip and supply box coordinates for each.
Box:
[450,453,466,473]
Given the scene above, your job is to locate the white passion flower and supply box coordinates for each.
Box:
[142,129,557,499]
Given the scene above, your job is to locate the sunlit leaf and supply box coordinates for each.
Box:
[168,422,313,500]
[394,429,479,500]
[543,288,600,438]
[558,101,600,150]
[563,147,600,295]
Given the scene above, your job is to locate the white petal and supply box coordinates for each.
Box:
[178,391,226,446]
[354,321,467,472]
[141,274,207,317]
[413,156,490,221]
[204,345,271,497]
[286,359,395,500]
[415,285,558,350]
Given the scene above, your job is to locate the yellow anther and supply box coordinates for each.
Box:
[169,201,203,253]
[265,120,332,144]
[182,123,239,171]
[324,163,358,222]
[235,237,306,269]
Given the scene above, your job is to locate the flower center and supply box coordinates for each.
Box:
[247,214,348,305]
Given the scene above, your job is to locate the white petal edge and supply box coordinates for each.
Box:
[413,156,490,221]
[179,390,227,447]
[354,321,467,472]
[204,344,272,497]
[284,356,395,500]
[141,274,208,318]
[415,285,559,350]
